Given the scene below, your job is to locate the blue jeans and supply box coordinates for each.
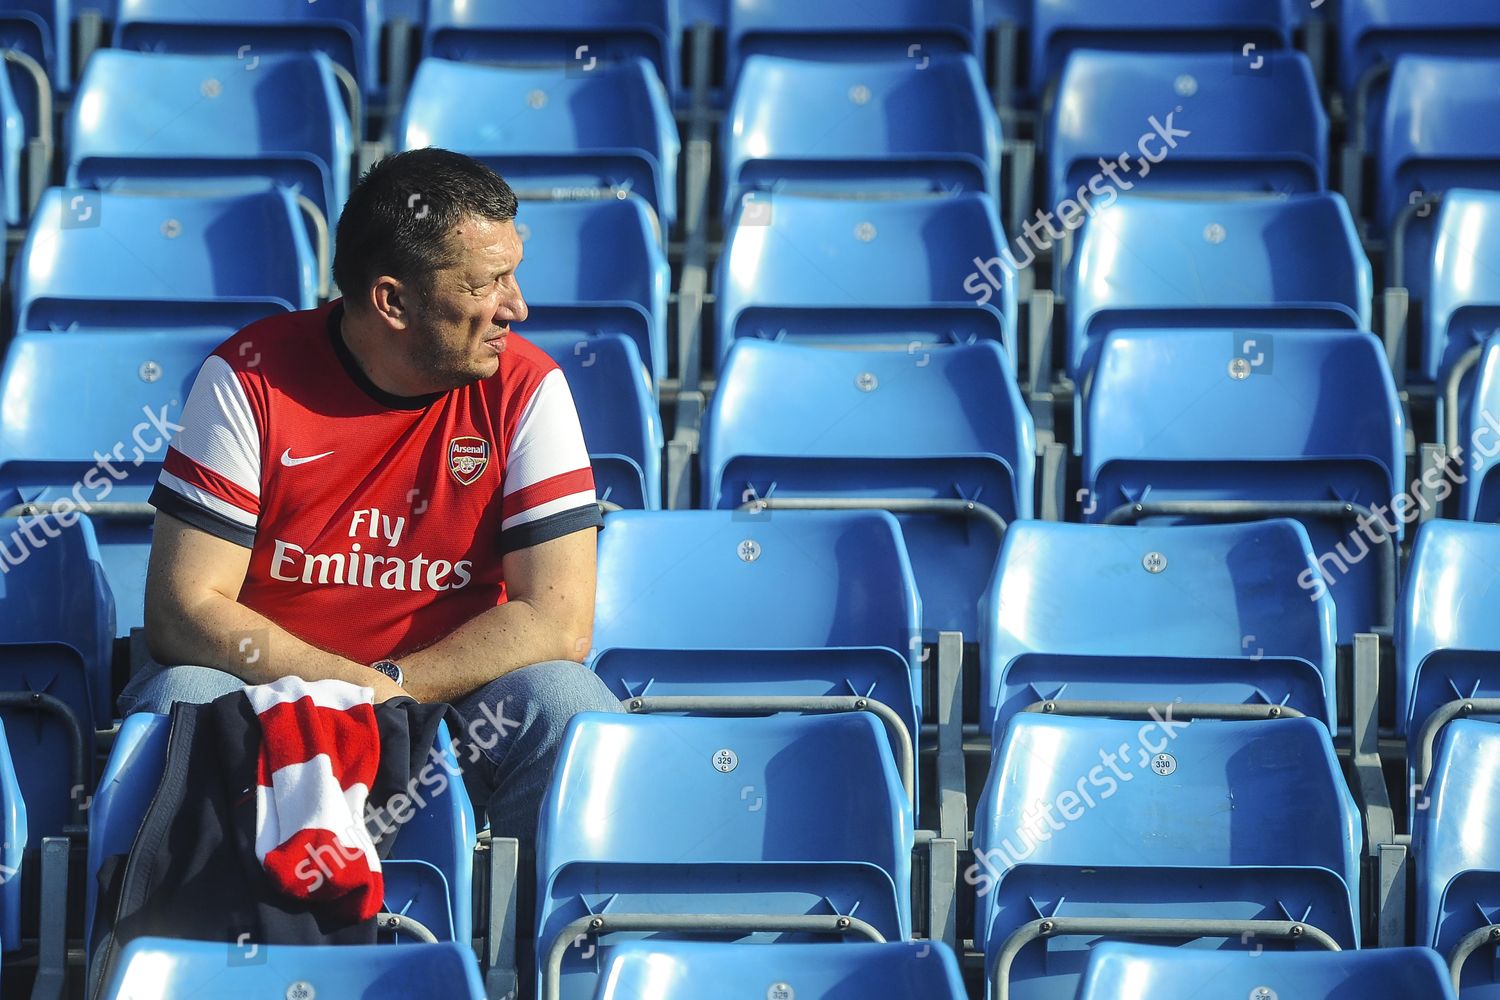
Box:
[117,659,624,854]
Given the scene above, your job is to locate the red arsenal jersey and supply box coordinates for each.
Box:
[150,301,601,664]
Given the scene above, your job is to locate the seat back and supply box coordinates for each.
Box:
[101,938,485,999]
[537,711,913,1000]
[509,197,669,384]
[0,331,221,635]
[0,512,111,849]
[1414,718,1500,994]
[1460,337,1500,522]
[590,509,920,734]
[399,58,679,231]
[0,721,26,952]
[1084,327,1403,642]
[87,713,475,957]
[1066,193,1370,380]
[423,0,679,98]
[724,53,1000,217]
[1377,55,1500,307]
[724,0,982,86]
[1426,189,1500,392]
[975,714,1361,1000]
[1047,49,1325,210]
[595,940,968,999]
[1339,0,1500,109]
[1031,0,1293,97]
[981,519,1337,736]
[527,333,662,509]
[1077,942,1455,1000]
[13,187,315,334]
[716,192,1016,365]
[113,0,381,101]
[703,339,1034,641]
[67,50,352,229]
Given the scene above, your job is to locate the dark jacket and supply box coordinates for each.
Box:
[88,690,459,999]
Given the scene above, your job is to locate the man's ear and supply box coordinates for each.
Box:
[370,275,412,330]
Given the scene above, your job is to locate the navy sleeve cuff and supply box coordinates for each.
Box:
[150,482,256,549]
[499,503,604,556]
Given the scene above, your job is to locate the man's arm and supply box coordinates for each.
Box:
[144,511,406,701]
[396,526,597,703]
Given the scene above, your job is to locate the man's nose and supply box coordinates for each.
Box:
[497,285,527,325]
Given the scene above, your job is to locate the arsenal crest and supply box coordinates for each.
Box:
[448,436,490,486]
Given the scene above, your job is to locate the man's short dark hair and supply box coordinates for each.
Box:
[332,148,519,305]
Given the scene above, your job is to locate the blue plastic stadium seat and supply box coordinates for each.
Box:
[508,197,669,385]
[0,721,26,953]
[703,339,1034,644]
[1460,338,1500,522]
[400,57,679,233]
[113,0,385,106]
[87,714,475,961]
[1415,719,1500,997]
[423,0,680,101]
[1065,193,1371,384]
[975,714,1361,1000]
[724,53,1000,218]
[1340,0,1500,147]
[1077,942,1456,1000]
[590,509,921,752]
[595,940,968,999]
[980,519,1338,738]
[1377,57,1500,303]
[1047,49,1325,210]
[716,192,1017,366]
[1397,521,1500,828]
[1082,327,1402,643]
[0,513,112,853]
[100,938,484,999]
[0,331,222,635]
[67,50,353,237]
[536,711,913,1000]
[12,187,316,335]
[527,333,662,509]
[1030,0,1294,99]
[724,0,982,87]
[1425,191,1500,420]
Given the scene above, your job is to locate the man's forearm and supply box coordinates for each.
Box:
[147,589,379,689]
[397,598,590,703]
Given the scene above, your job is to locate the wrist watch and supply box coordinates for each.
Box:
[371,659,404,688]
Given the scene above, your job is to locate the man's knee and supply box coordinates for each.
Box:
[461,660,621,749]
[117,664,246,716]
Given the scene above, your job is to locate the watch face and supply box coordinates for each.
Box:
[374,660,400,683]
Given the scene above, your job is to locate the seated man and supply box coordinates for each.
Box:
[120,147,623,851]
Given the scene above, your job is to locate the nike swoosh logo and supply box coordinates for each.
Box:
[280,448,334,467]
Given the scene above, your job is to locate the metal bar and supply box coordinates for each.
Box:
[1449,923,1500,992]
[4,50,51,151]
[377,911,437,943]
[1021,699,1302,721]
[484,837,520,1000]
[740,496,1008,543]
[30,838,69,1000]
[993,917,1339,1000]
[1381,286,1409,388]
[543,912,884,1000]
[328,60,363,156]
[293,194,331,301]
[1352,63,1393,154]
[0,690,88,834]
[1414,698,1500,793]
[934,632,967,843]
[3,501,155,521]
[1103,500,1397,631]
[1377,843,1409,949]
[1351,632,1394,853]
[1391,191,1443,290]
[927,837,958,956]
[626,695,914,809]
[1444,343,1485,457]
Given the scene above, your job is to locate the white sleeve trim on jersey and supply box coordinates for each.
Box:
[161,353,262,513]
[157,469,258,528]
[501,367,596,529]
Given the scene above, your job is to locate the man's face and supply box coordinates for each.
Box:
[403,215,527,390]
